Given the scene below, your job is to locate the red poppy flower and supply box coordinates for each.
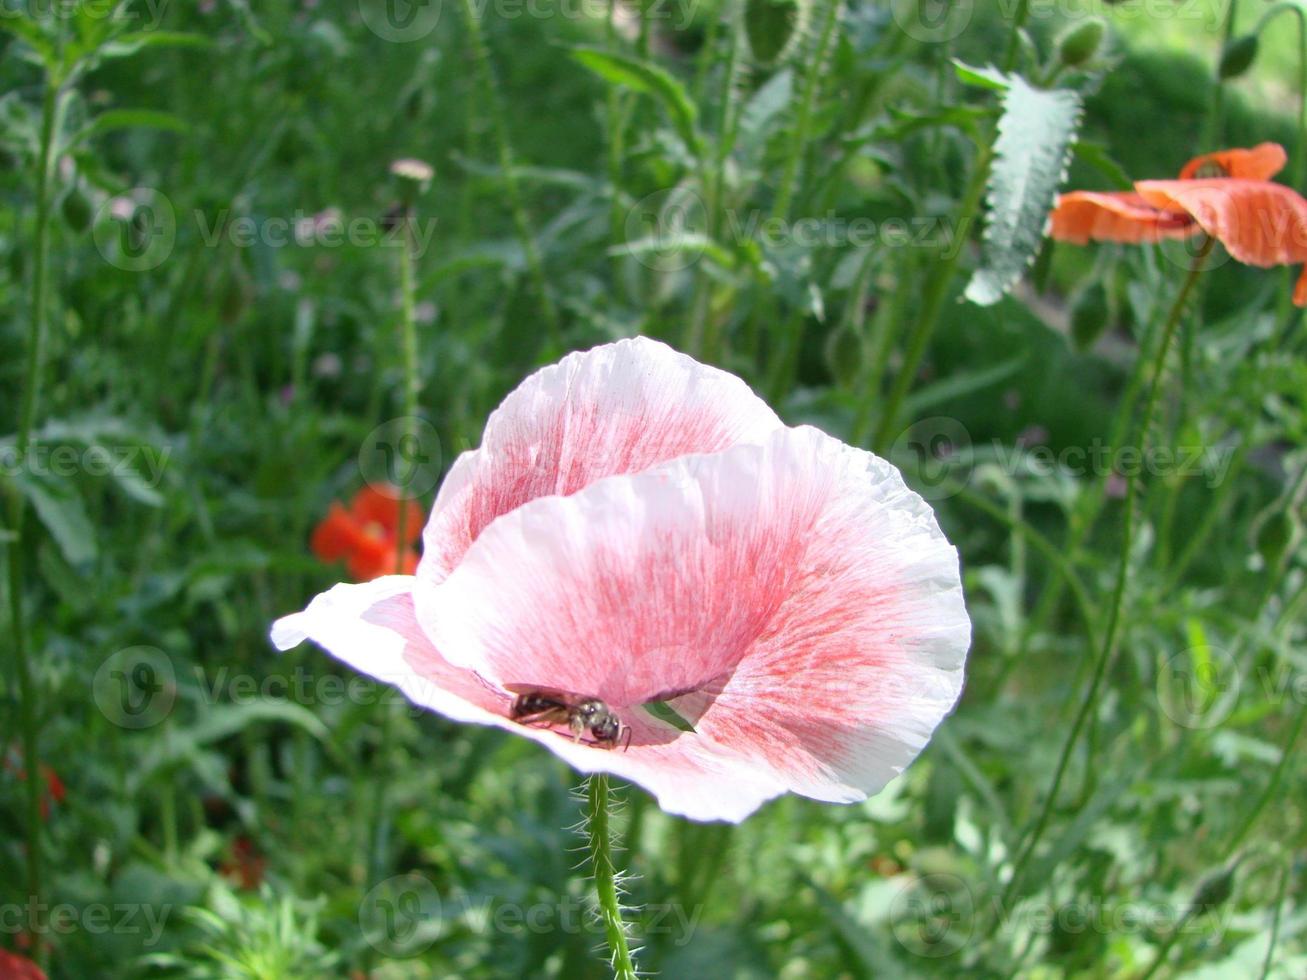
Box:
[310,486,423,581]
[1049,142,1307,305]
[3,749,65,821]
[220,836,267,890]
[0,949,47,980]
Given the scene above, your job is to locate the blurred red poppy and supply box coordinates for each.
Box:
[1050,142,1307,305]
[311,486,422,581]
[0,949,47,980]
[220,836,267,891]
[3,749,65,821]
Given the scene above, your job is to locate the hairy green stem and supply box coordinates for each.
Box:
[687,3,741,358]
[6,74,59,961]
[1002,239,1213,909]
[587,775,637,980]
[458,0,559,341]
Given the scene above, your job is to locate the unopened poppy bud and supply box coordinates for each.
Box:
[1071,280,1110,351]
[1056,17,1106,68]
[1219,35,1259,80]
[824,322,864,389]
[744,0,805,65]
[62,186,92,232]
[1192,864,1236,913]
[1253,508,1297,569]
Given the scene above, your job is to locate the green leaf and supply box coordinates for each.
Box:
[952,60,1011,91]
[902,353,1028,417]
[965,77,1083,307]
[1073,140,1132,190]
[96,31,212,61]
[73,109,189,145]
[11,471,97,567]
[643,700,696,733]
[571,46,701,155]
[737,68,793,163]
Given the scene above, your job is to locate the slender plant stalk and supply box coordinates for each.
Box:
[1259,861,1290,979]
[1001,0,1030,71]
[6,74,59,964]
[1001,239,1214,909]
[457,0,559,341]
[364,213,422,973]
[393,214,421,564]
[587,775,637,980]
[687,3,742,359]
[871,145,992,453]
[770,0,840,225]
[1223,701,1307,859]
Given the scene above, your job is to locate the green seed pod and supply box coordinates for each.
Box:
[1070,281,1110,351]
[824,322,864,389]
[62,186,93,233]
[1219,35,1259,80]
[1056,17,1106,68]
[744,0,804,65]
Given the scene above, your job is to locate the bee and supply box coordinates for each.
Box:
[505,684,630,751]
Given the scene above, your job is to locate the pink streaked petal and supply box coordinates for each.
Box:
[272,577,785,821]
[417,337,782,584]
[419,426,969,805]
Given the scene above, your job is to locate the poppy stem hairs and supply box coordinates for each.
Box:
[586,775,637,979]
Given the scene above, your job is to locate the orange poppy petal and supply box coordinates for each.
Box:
[1049,191,1197,244]
[1178,142,1287,181]
[311,503,362,563]
[351,485,425,544]
[1136,179,1307,268]
[1295,266,1307,307]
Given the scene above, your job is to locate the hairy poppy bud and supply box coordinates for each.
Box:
[1219,35,1259,80]
[1071,280,1110,351]
[1056,18,1106,68]
[62,186,92,233]
[1193,864,1236,913]
[744,0,805,65]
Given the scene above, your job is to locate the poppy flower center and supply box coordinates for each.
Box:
[1192,161,1228,179]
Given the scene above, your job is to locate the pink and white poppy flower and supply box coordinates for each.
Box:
[272,339,970,822]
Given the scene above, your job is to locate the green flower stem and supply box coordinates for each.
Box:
[393,215,420,567]
[1201,0,1238,149]
[769,0,840,226]
[587,775,637,980]
[1001,238,1214,910]
[687,4,741,359]
[1253,3,1307,336]
[5,72,59,961]
[458,0,559,343]
[1001,0,1030,71]
[1021,284,1177,653]
[871,144,992,454]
